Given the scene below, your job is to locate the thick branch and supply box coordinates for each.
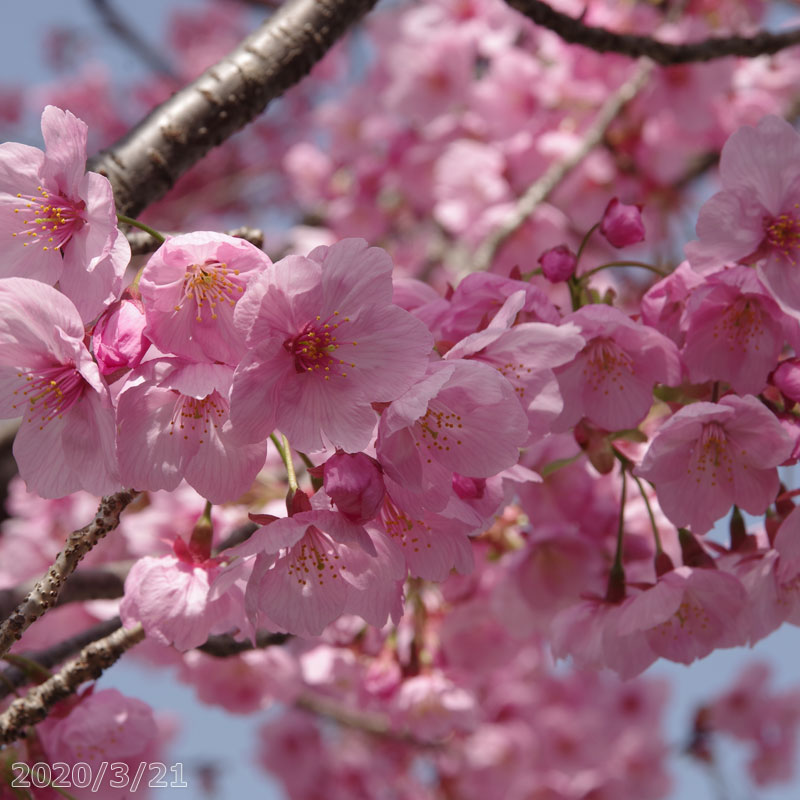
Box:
[473,58,653,272]
[0,623,144,744]
[506,0,800,65]
[0,491,139,658]
[87,0,379,217]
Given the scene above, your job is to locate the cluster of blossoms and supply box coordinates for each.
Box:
[5,0,800,795]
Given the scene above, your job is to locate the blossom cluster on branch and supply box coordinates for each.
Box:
[4,0,800,797]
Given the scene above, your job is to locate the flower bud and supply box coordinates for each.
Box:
[774,359,800,403]
[323,451,385,523]
[600,198,645,248]
[538,244,577,283]
[91,296,151,377]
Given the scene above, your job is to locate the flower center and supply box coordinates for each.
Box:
[715,297,764,350]
[11,187,85,252]
[414,401,464,464]
[176,261,244,322]
[380,499,433,553]
[583,338,633,393]
[763,210,800,262]
[12,364,87,428]
[283,312,355,380]
[286,527,342,587]
[688,421,734,487]
[168,390,227,445]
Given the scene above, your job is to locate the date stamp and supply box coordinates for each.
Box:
[11,762,187,792]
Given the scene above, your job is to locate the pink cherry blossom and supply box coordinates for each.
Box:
[0,277,119,497]
[0,106,129,322]
[600,197,646,248]
[640,260,705,346]
[36,688,159,799]
[322,451,386,524]
[120,538,247,651]
[680,265,796,394]
[538,244,577,283]
[229,237,432,453]
[708,662,800,786]
[91,293,151,378]
[553,304,682,432]
[116,358,266,503]
[391,672,477,741]
[444,290,585,441]
[377,359,528,511]
[229,502,404,638]
[436,271,560,349]
[370,480,476,581]
[180,647,300,714]
[636,395,794,533]
[139,231,272,365]
[685,115,800,316]
[615,566,748,665]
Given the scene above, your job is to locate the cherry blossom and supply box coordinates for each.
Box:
[230,237,433,452]
[139,231,272,365]
[636,395,794,534]
[0,278,119,497]
[0,106,129,321]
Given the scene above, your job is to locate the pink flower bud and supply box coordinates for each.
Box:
[323,451,385,523]
[538,244,577,283]
[600,198,645,248]
[91,296,151,377]
[774,359,800,403]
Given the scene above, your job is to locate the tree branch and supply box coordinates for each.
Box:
[87,0,379,217]
[198,629,291,657]
[125,226,265,256]
[295,692,439,747]
[0,562,132,623]
[0,491,139,659]
[0,617,123,701]
[505,0,800,65]
[473,58,653,272]
[0,623,144,745]
[88,0,180,81]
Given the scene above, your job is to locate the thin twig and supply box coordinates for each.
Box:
[0,491,139,659]
[0,617,123,701]
[87,0,378,217]
[296,692,439,747]
[0,623,145,745]
[88,0,180,80]
[505,0,800,65]
[473,58,653,272]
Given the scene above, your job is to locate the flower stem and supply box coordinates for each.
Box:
[575,222,599,263]
[581,260,667,280]
[631,472,663,556]
[270,433,298,492]
[116,213,166,243]
[606,464,628,602]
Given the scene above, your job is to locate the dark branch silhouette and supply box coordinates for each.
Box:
[87,0,378,217]
[88,0,180,80]
[0,623,144,744]
[505,0,800,65]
